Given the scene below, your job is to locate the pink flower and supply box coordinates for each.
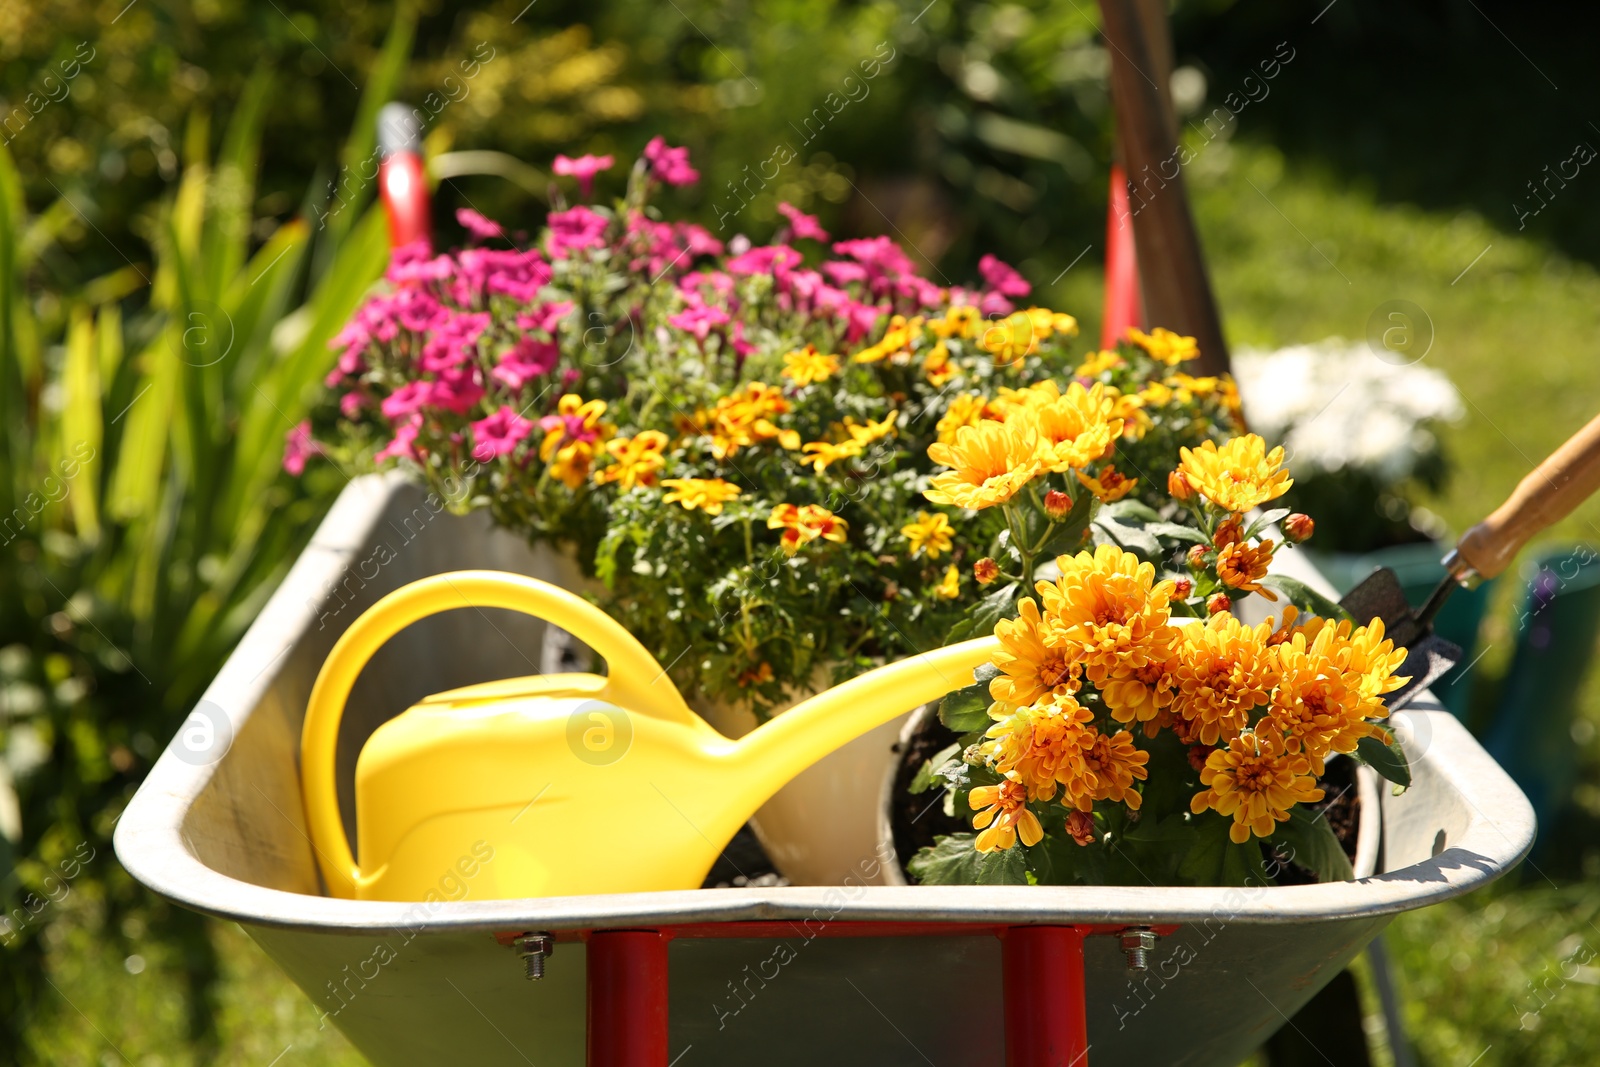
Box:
[376,415,423,463]
[833,236,916,279]
[547,206,611,257]
[821,259,869,287]
[457,208,505,241]
[725,243,802,277]
[979,290,1015,317]
[777,202,829,243]
[470,405,535,461]
[978,253,1031,298]
[282,421,323,476]
[517,301,574,334]
[552,153,615,199]
[339,392,367,419]
[493,337,560,391]
[677,223,724,258]
[643,136,699,186]
[668,302,730,340]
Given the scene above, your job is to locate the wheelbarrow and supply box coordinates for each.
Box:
[114,473,1535,1066]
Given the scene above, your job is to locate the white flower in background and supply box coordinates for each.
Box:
[1232,339,1464,484]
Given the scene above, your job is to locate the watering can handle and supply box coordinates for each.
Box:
[300,569,694,898]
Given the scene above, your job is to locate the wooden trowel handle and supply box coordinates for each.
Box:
[1455,411,1600,579]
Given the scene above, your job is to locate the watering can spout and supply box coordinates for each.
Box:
[730,637,998,791]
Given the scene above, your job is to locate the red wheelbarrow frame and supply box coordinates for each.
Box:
[492,921,1179,1066]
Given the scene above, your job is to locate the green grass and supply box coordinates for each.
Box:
[28,139,1600,1064]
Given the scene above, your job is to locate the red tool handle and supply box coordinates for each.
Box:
[1101,161,1144,350]
[376,102,431,253]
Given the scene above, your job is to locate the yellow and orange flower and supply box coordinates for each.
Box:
[902,510,955,559]
[688,381,800,460]
[851,314,922,364]
[767,503,849,555]
[1074,350,1125,378]
[1066,810,1097,846]
[990,598,1082,708]
[982,694,1097,805]
[1190,727,1324,843]
[799,437,864,474]
[661,477,742,515]
[935,564,961,600]
[845,410,899,446]
[932,305,983,340]
[970,779,1044,852]
[923,340,957,386]
[925,418,1041,510]
[1216,537,1278,599]
[1035,544,1178,686]
[1177,434,1293,514]
[781,345,840,386]
[1099,640,1180,734]
[936,393,990,445]
[1127,326,1199,366]
[1075,464,1138,503]
[593,430,669,490]
[1171,612,1275,746]
[1082,729,1150,810]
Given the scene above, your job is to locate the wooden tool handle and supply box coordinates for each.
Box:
[1455,411,1600,579]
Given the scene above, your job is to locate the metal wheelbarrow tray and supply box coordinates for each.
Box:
[115,475,1536,1066]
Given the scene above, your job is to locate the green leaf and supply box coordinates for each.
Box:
[1355,732,1411,790]
[1092,516,1162,559]
[1244,507,1293,541]
[946,581,1017,643]
[939,664,998,733]
[1271,804,1355,884]
[1257,573,1353,622]
[909,742,962,794]
[906,834,1028,885]
[1100,499,1162,523]
[1144,520,1209,545]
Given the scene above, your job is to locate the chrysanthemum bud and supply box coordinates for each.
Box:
[1043,489,1072,520]
[1167,469,1194,502]
[1187,744,1216,773]
[1283,513,1315,544]
[1066,811,1096,847]
[1172,577,1193,600]
[1187,544,1210,569]
[974,557,1001,585]
[1206,592,1232,615]
[1213,515,1243,549]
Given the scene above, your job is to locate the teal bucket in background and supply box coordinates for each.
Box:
[1302,541,1494,719]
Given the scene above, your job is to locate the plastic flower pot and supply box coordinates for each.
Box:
[115,475,1535,1066]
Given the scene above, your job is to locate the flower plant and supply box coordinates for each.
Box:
[907,433,1416,889]
[298,141,1244,716]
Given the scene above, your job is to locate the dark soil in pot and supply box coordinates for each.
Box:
[889,712,1363,886]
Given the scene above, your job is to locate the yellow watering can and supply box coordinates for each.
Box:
[301,571,996,902]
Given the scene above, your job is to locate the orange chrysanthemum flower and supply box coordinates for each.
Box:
[989,598,1083,708]
[1172,612,1276,746]
[970,779,1044,852]
[1066,810,1097,846]
[1082,729,1151,811]
[1190,727,1324,844]
[1099,638,1180,734]
[1216,538,1278,599]
[1075,464,1138,503]
[1177,434,1293,514]
[925,418,1041,510]
[982,695,1097,805]
[1036,544,1179,686]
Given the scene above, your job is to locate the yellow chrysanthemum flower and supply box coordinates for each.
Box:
[1021,381,1124,473]
[1216,538,1278,599]
[1189,727,1324,843]
[1171,612,1276,747]
[1075,465,1138,503]
[924,419,1041,510]
[845,411,898,445]
[781,345,840,386]
[593,430,669,490]
[989,598,1083,708]
[1177,434,1293,514]
[980,312,1040,368]
[901,511,955,560]
[970,779,1044,852]
[1106,387,1153,441]
[1075,350,1125,377]
[923,340,957,386]
[934,304,983,339]
[1127,326,1199,366]
[1036,544,1178,686]
[982,695,1097,806]
[661,477,742,515]
[935,564,961,600]
[689,382,800,459]
[851,315,922,364]
[936,393,989,445]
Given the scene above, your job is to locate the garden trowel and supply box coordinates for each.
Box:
[1340,410,1600,710]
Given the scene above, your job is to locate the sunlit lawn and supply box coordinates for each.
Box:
[31,138,1600,1065]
